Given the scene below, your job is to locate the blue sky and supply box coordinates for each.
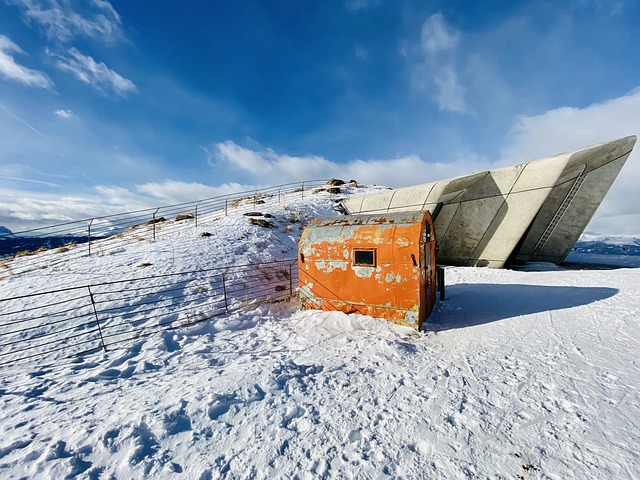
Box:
[1,0,640,233]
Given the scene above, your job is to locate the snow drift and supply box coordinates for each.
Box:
[0,183,638,479]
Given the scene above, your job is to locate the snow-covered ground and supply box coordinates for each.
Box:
[0,183,639,479]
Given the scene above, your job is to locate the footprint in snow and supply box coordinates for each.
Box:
[87,366,135,381]
[126,423,160,466]
[207,394,237,420]
[163,400,192,436]
[282,405,306,429]
[105,342,143,368]
[162,332,181,352]
[207,385,266,420]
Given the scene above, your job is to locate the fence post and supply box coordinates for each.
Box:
[222,269,229,313]
[437,266,446,301]
[195,201,202,228]
[289,261,294,297]
[88,219,94,256]
[88,286,107,352]
[152,208,159,241]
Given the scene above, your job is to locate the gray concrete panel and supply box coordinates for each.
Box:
[340,136,637,268]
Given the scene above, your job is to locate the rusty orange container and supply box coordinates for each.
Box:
[298,211,437,330]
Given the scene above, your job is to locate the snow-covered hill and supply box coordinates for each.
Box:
[0,183,638,479]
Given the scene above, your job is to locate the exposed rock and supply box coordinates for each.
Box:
[243,212,273,218]
[326,178,345,186]
[249,218,275,228]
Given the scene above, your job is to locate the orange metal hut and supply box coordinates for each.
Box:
[298,211,437,330]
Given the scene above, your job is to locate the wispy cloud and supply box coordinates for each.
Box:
[411,13,470,114]
[0,175,58,187]
[0,101,48,137]
[0,34,53,89]
[345,0,381,13]
[421,13,460,55]
[54,108,74,119]
[51,48,136,97]
[8,0,122,43]
[354,44,369,60]
[433,66,467,114]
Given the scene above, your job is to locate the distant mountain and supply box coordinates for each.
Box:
[0,234,91,257]
[0,226,12,236]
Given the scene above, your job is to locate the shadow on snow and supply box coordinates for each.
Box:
[427,283,618,331]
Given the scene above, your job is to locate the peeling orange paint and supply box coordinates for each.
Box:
[298,211,437,330]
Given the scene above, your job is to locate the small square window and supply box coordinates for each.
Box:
[353,249,376,267]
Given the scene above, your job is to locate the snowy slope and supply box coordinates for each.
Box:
[0,183,639,479]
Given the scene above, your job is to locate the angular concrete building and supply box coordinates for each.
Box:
[340,136,637,268]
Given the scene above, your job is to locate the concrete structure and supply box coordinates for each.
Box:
[340,136,637,268]
[298,211,437,330]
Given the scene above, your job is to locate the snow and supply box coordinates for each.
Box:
[1,183,639,479]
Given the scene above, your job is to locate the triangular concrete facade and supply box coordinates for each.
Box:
[339,136,637,268]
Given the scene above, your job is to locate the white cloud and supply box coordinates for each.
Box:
[92,185,161,211]
[52,48,136,97]
[411,14,471,114]
[211,140,486,188]
[500,87,640,234]
[212,84,640,235]
[54,109,74,119]
[9,0,122,43]
[136,181,251,205]
[0,189,111,225]
[421,13,460,55]
[0,181,255,232]
[433,66,468,114]
[212,141,273,175]
[212,141,337,182]
[0,34,53,89]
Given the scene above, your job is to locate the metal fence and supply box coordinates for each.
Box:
[0,180,329,275]
[0,259,299,368]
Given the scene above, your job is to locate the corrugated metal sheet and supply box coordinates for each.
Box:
[298,211,437,330]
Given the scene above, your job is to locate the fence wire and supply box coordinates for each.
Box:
[0,180,331,275]
[0,259,299,368]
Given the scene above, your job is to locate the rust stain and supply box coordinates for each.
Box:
[299,211,437,330]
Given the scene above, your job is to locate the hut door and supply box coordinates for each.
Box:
[424,226,435,317]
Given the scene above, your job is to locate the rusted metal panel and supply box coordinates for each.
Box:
[299,211,437,330]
